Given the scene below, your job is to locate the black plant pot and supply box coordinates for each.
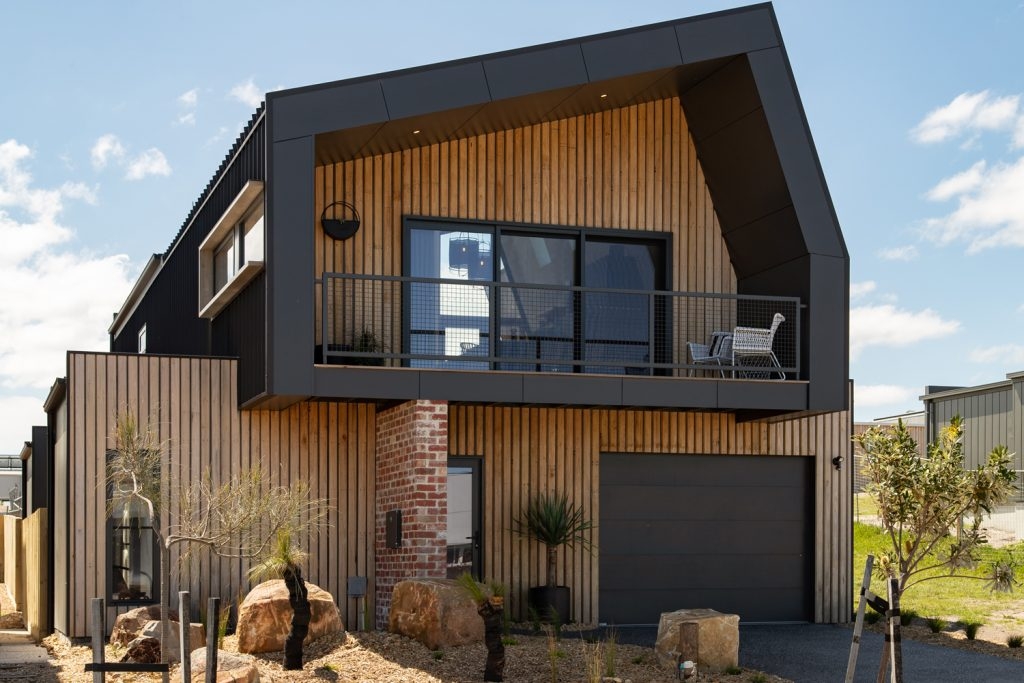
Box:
[527,586,570,625]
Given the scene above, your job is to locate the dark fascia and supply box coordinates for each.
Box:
[263,2,849,411]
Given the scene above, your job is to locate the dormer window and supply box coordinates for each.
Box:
[199,180,265,319]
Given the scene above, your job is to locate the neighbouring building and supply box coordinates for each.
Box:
[37,3,852,638]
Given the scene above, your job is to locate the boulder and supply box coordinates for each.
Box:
[236,579,344,654]
[121,619,205,664]
[110,605,178,646]
[388,578,483,650]
[655,608,739,671]
[190,647,260,683]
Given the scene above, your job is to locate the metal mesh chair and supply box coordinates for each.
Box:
[732,312,785,379]
[687,332,733,377]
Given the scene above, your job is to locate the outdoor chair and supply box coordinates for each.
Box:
[732,312,785,379]
[687,332,733,377]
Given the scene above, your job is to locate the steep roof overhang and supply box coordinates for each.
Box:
[263,2,850,411]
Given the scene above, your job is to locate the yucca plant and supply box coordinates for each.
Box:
[512,492,594,589]
[249,530,311,670]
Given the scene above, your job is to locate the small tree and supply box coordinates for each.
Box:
[106,411,328,667]
[855,416,1018,594]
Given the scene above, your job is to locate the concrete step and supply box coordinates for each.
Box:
[0,630,32,644]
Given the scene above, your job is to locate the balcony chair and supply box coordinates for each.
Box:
[732,312,785,379]
[687,331,733,377]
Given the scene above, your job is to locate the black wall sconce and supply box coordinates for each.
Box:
[321,200,361,241]
[832,455,844,471]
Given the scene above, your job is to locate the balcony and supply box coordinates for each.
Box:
[320,273,801,384]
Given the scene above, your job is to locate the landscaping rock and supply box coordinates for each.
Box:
[388,578,484,650]
[121,619,205,664]
[236,579,344,654]
[655,608,739,671]
[109,605,178,646]
[190,647,261,683]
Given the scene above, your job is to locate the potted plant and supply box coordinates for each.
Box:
[511,491,594,624]
[319,327,387,366]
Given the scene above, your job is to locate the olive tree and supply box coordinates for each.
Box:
[854,415,1018,594]
[106,411,328,670]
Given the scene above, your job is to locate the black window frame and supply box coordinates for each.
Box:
[402,216,672,372]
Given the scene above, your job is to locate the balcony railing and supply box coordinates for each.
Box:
[320,273,801,379]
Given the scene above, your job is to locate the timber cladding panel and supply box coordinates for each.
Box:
[62,351,375,638]
[448,405,852,624]
[313,97,735,351]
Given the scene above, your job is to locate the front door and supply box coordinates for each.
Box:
[446,457,482,579]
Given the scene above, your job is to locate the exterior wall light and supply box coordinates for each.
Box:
[321,200,361,241]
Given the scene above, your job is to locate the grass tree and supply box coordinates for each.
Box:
[854,415,1018,595]
[248,531,311,670]
[106,411,328,669]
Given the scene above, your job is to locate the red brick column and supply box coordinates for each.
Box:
[374,399,448,628]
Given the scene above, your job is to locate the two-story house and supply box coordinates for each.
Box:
[41,3,851,638]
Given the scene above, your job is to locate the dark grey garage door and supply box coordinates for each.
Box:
[599,453,813,624]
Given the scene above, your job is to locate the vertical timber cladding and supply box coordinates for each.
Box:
[312,97,736,351]
[64,351,376,639]
[448,405,852,625]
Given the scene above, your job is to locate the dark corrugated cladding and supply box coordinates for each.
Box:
[112,115,267,400]
[212,270,267,404]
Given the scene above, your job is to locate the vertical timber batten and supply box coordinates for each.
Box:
[61,351,375,638]
[448,404,852,624]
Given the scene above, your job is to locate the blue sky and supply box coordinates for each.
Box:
[2,0,1023,449]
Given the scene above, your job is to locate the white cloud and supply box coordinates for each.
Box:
[876,245,918,261]
[968,344,1024,365]
[855,384,920,410]
[124,148,171,180]
[912,91,1021,144]
[229,77,263,108]
[850,281,876,300]
[923,155,1024,252]
[850,304,959,359]
[90,133,125,170]
[0,139,134,401]
[926,160,987,201]
[175,88,198,126]
[178,88,198,108]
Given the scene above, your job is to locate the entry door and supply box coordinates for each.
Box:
[447,457,482,579]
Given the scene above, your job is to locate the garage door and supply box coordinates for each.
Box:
[599,453,813,624]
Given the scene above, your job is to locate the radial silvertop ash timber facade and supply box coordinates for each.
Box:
[43,4,851,638]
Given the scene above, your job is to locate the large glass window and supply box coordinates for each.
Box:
[109,498,158,604]
[406,220,666,374]
[408,226,493,369]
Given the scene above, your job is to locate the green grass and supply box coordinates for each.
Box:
[853,521,1024,624]
[854,492,880,520]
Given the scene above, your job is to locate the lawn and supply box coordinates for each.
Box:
[853,521,1024,627]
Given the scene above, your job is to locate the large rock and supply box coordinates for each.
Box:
[110,605,178,646]
[388,578,483,650]
[655,608,739,671]
[121,619,205,664]
[236,579,344,654]
[190,648,260,683]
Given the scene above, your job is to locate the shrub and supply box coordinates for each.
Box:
[926,617,947,633]
[963,621,983,640]
[1007,634,1024,648]
[432,649,444,660]
[864,610,882,625]
[900,609,918,626]
[725,665,743,674]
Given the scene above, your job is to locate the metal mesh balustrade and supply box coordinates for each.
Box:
[320,273,800,377]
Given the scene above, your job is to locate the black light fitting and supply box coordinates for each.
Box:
[321,200,361,240]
